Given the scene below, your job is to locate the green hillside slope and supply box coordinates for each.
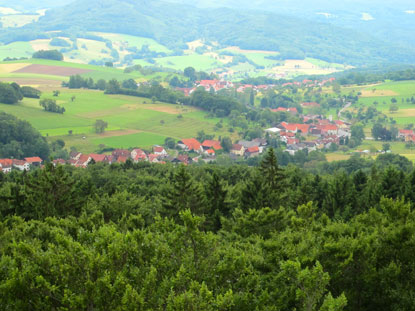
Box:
[1,0,414,65]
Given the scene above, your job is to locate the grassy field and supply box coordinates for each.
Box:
[356,81,415,109]
[138,54,222,72]
[0,14,40,28]
[95,32,171,54]
[0,82,233,152]
[305,58,348,70]
[0,42,34,60]
[345,80,415,127]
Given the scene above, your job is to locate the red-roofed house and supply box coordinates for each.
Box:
[76,154,91,167]
[399,130,414,140]
[334,120,347,128]
[287,138,300,145]
[295,124,310,135]
[112,149,130,159]
[13,159,30,171]
[89,154,107,163]
[131,149,147,162]
[245,146,260,157]
[231,144,245,156]
[272,107,288,112]
[117,156,128,163]
[280,122,298,133]
[153,145,168,157]
[318,124,338,135]
[0,159,12,173]
[148,154,160,163]
[205,149,216,156]
[25,157,43,167]
[173,155,191,165]
[178,138,203,153]
[202,140,222,150]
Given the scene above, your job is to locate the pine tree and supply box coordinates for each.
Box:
[260,147,284,191]
[24,162,83,219]
[240,172,266,211]
[164,165,204,217]
[405,169,415,205]
[311,174,326,209]
[204,172,230,230]
[381,166,405,200]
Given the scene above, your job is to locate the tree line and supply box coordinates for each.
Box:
[65,75,246,116]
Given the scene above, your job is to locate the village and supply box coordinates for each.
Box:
[4,75,414,173]
[0,110,357,172]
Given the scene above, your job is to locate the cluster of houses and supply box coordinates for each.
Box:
[177,138,267,159]
[65,145,169,168]
[282,78,336,88]
[177,79,276,96]
[0,157,43,173]
[266,117,351,155]
[0,137,270,174]
[176,77,335,97]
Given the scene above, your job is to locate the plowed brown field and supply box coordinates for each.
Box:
[14,64,92,76]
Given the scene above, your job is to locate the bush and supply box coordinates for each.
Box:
[21,86,41,99]
[32,50,64,61]
[0,82,22,104]
[50,38,71,47]
[40,98,65,114]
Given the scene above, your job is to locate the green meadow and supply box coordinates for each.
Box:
[0,42,34,60]
[136,54,222,71]
[94,32,171,54]
[351,80,415,126]
[93,132,167,149]
[0,85,232,152]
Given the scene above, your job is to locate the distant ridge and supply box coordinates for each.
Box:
[1,0,415,65]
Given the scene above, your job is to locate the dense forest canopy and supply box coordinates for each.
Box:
[1,149,415,309]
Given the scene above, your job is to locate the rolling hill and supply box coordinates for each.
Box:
[0,59,236,153]
[1,0,414,66]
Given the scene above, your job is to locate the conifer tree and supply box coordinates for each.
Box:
[24,162,83,219]
[405,169,415,205]
[381,166,405,199]
[260,147,284,190]
[204,172,230,230]
[240,172,267,211]
[164,165,204,217]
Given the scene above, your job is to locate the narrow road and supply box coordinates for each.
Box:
[338,102,352,120]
